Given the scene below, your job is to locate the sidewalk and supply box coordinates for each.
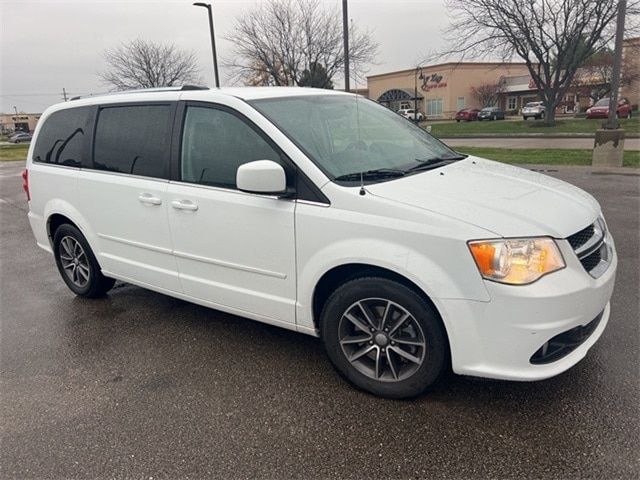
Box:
[441,137,640,150]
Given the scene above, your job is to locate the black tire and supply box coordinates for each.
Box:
[456,119,460,123]
[53,224,115,298]
[320,277,448,399]
[523,116,527,121]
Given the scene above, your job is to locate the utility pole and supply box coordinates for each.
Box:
[342,0,350,92]
[193,2,220,88]
[414,68,418,122]
[605,0,627,130]
[593,0,627,168]
[62,88,68,102]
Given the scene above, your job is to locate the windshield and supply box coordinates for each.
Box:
[250,95,457,182]
[595,98,609,107]
[525,102,540,107]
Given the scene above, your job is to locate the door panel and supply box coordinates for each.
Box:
[77,172,181,291]
[167,102,297,324]
[77,102,180,291]
[167,183,296,323]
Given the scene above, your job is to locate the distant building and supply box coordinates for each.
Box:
[367,39,639,118]
[621,37,640,108]
[367,62,530,119]
[0,112,41,134]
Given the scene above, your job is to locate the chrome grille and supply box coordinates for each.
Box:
[566,217,611,278]
[567,224,595,250]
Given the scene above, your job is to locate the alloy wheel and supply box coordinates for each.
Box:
[338,298,426,382]
[58,236,90,288]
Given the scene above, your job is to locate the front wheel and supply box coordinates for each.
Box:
[320,277,448,399]
[53,224,115,298]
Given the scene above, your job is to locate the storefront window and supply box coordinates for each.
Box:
[426,98,443,116]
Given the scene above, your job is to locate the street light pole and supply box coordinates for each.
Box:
[604,0,627,130]
[414,68,418,122]
[193,2,220,88]
[342,0,350,92]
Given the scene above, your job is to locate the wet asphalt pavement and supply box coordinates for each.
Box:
[1,160,638,479]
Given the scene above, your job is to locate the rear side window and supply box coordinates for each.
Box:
[32,107,90,167]
[93,105,172,179]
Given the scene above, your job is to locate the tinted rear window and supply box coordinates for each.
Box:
[93,104,172,179]
[33,107,90,167]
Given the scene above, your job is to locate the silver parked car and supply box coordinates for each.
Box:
[522,102,545,120]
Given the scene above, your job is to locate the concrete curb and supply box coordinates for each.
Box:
[521,164,640,176]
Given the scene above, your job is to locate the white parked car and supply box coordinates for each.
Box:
[24,87,616,398]
[398,108,424,121]
[522,101,546,120]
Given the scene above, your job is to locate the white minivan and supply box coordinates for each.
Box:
[25,87,616,398]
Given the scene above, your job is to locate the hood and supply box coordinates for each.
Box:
[365,158,600,238]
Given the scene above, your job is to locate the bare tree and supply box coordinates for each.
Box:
[437,0,637,125]
[573,45,640,103]
[99,39,201,90]
[225,0,378,88]
[471,82,505,107]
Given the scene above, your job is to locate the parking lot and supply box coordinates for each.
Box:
[1,160,638,478]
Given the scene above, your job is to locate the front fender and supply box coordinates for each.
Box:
[296,237,490,332]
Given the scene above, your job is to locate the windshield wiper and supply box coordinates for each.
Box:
[334,168,406,182]
[405,154,467,173]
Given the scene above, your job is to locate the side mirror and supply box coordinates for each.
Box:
[236,160,287,195]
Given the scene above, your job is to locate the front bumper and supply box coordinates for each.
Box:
[437,234,617,381]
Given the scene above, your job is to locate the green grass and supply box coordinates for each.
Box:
[0,144,29,162]
[455,147,640,168]
[427,116,640,137]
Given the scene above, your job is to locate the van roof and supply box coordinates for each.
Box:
[41,86,355,121]
[67,86,350,103]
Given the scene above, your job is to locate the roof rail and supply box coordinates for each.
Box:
[69,85,209,101]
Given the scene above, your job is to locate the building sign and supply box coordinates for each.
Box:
[420,73,447,92]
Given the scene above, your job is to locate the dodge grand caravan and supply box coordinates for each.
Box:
[25,86,617,398]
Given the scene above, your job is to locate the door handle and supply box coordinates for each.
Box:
[138,193,162,206]
[171,199,199,211]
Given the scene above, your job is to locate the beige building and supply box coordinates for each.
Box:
[621,37,640,107]
[0,112,41,134]
[367,62,531,119]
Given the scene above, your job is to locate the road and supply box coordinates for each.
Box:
[1,160,639,479]
[441,137,640,150]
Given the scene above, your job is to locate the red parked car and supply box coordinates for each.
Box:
[586,97,632,119]
[455,108,480,122]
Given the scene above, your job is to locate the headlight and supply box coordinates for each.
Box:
[468,238,565,285]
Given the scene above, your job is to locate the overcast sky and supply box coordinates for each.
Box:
[0,0,451,113]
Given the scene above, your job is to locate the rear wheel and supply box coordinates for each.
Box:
[320,277,447,399]
[53,224,115,298]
